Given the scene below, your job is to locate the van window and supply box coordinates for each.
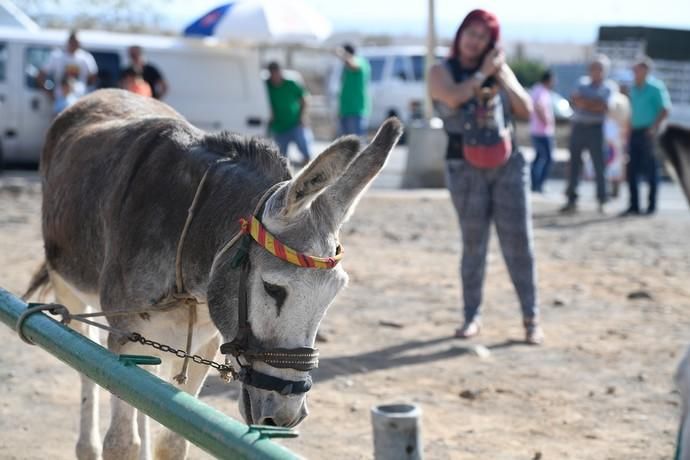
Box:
[367,56,385,82]
[411,55,424,81]
[411,55,445,81]
[90,50,121,89]
[25,46,53,89]
[392,56,409,81]
[0,43,6,81]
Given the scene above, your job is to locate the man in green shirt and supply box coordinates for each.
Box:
[266,61,311,164]
[337,44,371,137]
[622,56,671,216]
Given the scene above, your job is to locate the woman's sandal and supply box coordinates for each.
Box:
[524,319,544,345]
[455,320,481,339]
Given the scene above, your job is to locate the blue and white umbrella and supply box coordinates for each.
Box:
[183,0,332,43]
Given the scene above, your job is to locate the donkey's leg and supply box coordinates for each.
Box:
[138,410,153,460]
[138,351,162,460]
[154,335,220,460]
[51,271,102,460]
[103,336,141,460]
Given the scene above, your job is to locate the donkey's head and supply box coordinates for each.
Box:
[208,118,402,427]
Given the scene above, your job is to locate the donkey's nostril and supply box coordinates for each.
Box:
[259,417,277,426]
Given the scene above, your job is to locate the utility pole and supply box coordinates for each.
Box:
[424,0,437,120]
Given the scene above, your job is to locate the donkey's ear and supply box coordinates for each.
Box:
[279,136,360,219]
[317,118,403,228]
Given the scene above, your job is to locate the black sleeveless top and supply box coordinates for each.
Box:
[435,59,512,161]
[434,59,474,160]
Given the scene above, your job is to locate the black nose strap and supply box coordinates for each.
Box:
[241,369,313,395]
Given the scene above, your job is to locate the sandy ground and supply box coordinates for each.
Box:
[1,172,689,460]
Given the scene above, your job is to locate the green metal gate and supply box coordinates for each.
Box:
[0,288,300,460]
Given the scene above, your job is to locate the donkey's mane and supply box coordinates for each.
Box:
[202,131,292,182]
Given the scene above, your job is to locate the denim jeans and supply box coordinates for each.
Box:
[339,115,367,137]
[627,128,659,212]
[273,125,311,161]
[530,135,554,192]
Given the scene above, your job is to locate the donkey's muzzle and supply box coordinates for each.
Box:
[241,369,313,395]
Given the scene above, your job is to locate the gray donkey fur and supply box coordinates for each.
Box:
[29,89,402,460]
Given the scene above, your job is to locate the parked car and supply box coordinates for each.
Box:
[0,27,269,167]
[327,45,449,130]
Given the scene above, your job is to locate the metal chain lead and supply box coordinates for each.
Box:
[21,303,238,382]
[129,332,237,382]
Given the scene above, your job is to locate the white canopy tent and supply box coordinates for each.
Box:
[0,0,39,31]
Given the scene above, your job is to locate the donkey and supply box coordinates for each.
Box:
[676,346,690,460]
[27,89,402,460]
[660,125,690,208]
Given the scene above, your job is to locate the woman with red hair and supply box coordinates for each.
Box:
[429,9,543,344]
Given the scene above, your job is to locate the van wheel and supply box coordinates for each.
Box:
[0,144,4,174]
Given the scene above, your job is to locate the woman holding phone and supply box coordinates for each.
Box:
[429,9,543,344]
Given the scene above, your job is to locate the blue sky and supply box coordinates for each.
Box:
[169,0,690,43]
[26,0,690,43]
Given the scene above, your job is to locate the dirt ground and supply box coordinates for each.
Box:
[1,173,689,460]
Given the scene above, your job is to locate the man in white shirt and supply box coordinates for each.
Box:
[37,30,98,99]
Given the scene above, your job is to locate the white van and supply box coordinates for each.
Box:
[0,27,270,166]
[328,45,449,130]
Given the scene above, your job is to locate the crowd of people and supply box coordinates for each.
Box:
[429,8,673,345]
[36,31,168,115]
[530,54,671,216]
[35,21,674,346]
[38,31,372,166]
[264,43,370,161]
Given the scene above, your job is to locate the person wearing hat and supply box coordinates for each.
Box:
[429,9,543,345]
[561,54,617,214]
[621,56,671,216]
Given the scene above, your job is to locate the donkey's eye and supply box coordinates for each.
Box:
[263,281,287,311]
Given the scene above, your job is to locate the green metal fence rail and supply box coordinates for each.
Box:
[0,288,300,460]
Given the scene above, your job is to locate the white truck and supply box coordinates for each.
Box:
[0,27,270,167]
[597,25,690,128]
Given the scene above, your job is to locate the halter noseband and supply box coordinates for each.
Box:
[217,186,342,396]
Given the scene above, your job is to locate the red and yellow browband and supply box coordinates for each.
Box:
[239,216,343,269]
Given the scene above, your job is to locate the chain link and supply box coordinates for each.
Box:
[129,332,237,381]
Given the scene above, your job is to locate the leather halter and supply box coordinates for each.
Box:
[213,183,334,395]
[174,162,333,394]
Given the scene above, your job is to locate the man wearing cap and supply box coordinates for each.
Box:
[561,54,616,214]
[622,56,671,216]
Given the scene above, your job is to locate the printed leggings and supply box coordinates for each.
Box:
[445,153,539,323]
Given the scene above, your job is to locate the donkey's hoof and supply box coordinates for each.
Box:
[76,440,101,460]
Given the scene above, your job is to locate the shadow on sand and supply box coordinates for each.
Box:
[200,336,527,398]
[532,211,623,229]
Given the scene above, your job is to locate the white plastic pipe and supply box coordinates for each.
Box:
[371,403,423,460]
